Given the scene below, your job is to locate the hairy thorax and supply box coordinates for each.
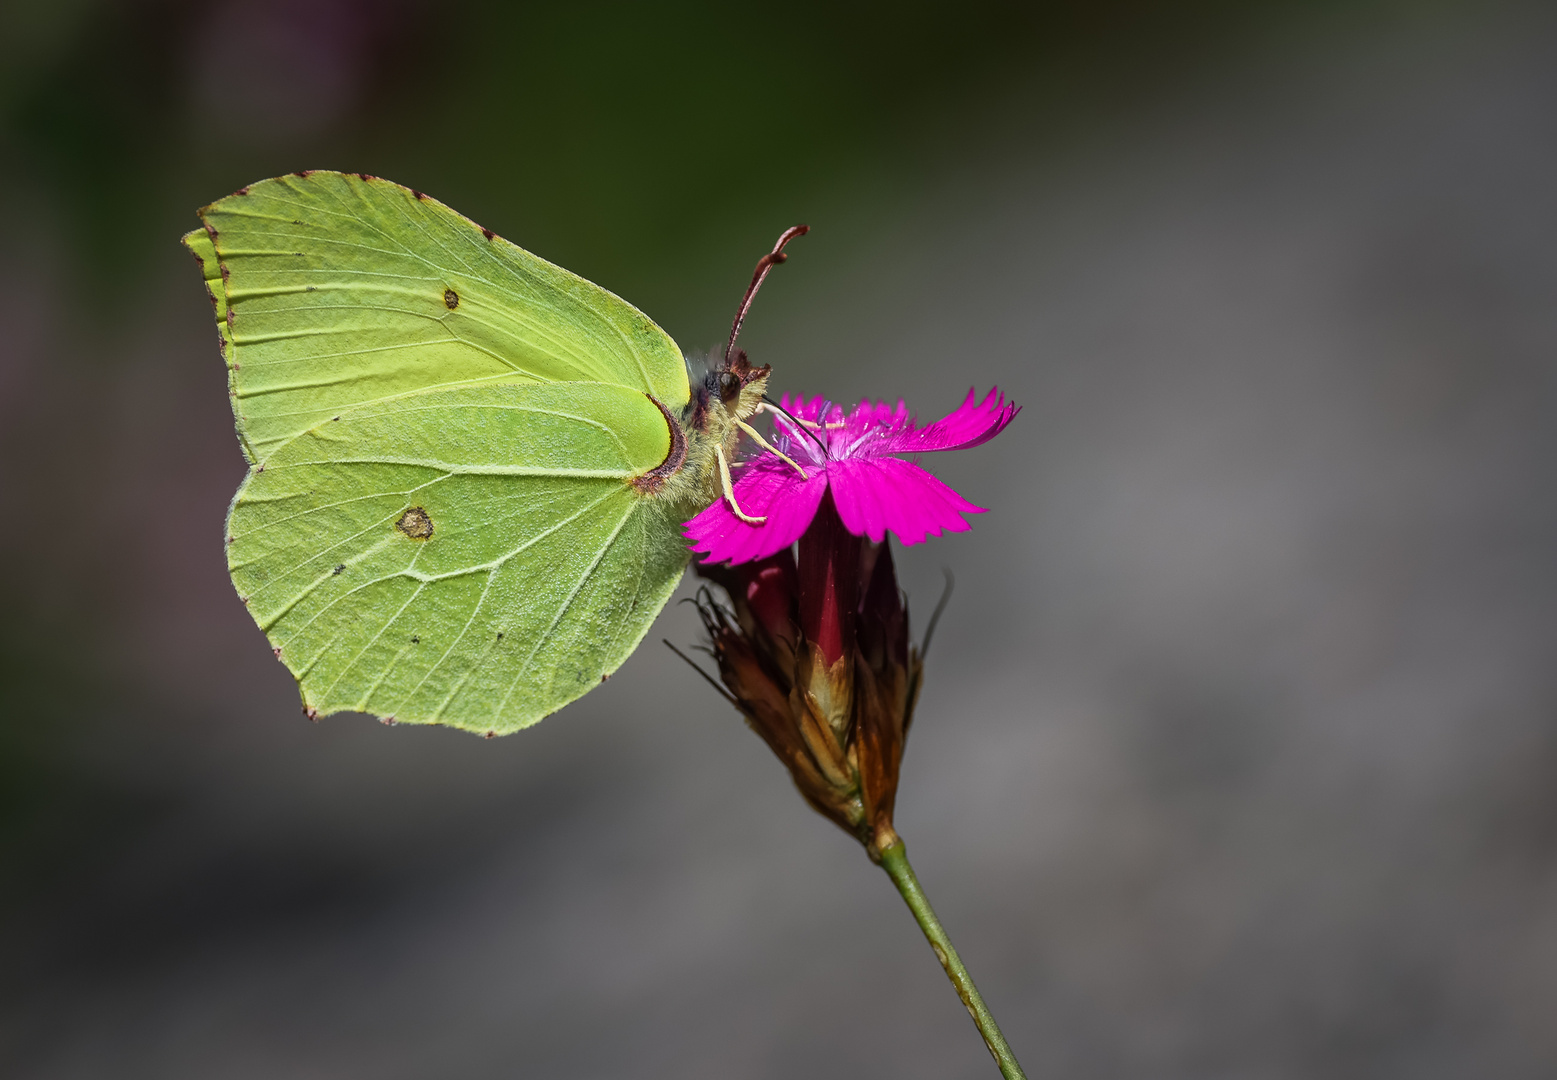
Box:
[643,353,770,521]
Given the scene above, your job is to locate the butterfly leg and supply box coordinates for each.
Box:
[733,419,808,479]
[717,444,767,524]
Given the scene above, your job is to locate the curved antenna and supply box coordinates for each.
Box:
[725,225,809,366]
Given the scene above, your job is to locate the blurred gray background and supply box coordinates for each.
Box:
[2,2,1555,1077]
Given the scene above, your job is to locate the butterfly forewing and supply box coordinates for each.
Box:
[227,381,690,732]
[186,171,690,462]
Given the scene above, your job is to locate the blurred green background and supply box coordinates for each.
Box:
[4,1,1556,1076]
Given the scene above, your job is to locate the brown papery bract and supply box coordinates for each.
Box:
[692,497,923,859]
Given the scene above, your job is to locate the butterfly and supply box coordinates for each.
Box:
[185,171,804,735]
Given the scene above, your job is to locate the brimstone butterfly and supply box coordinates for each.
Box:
[184,171,801,735]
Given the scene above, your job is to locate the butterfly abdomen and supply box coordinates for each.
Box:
[630,394,689,495]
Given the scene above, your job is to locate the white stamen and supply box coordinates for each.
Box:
[734,419,808,479]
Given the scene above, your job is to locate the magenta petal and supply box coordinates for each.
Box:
[827,458,986,546]
[857,397,908,432]
[779,393,843,426]
[699,385,1012,558]
[875,386,1020,455]
[685,460,829,565]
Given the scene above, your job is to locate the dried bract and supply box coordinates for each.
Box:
[693,494,924,858]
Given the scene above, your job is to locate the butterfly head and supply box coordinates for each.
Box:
[711,347,770,423]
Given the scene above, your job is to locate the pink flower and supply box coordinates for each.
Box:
[686,387,1020,565]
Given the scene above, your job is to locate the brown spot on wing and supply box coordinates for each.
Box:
[396,507,434,539]
[443,288,459,309]
[481,226,495,240]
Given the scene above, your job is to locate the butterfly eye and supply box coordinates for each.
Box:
[718,370,742,406]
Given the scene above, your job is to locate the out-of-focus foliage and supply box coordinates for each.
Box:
[2,0,1377,319]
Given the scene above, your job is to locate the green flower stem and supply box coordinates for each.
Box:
[879,840,1028,1080]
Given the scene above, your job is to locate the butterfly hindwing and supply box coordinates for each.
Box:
[227,381,690,732]
[184,171,690,462]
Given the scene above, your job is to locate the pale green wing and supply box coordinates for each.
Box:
[227,381,690,733]
[186,226,228,326]
[183,171,689,463]
[185,227,240,422]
